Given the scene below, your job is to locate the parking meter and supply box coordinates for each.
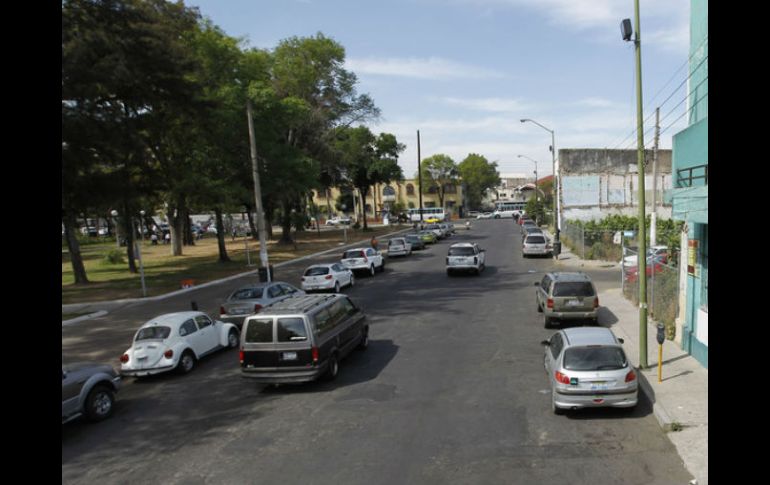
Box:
[656,324,665,345]
[656,323,665,382]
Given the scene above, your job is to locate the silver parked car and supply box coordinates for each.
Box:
[541,327,638,414]
[535,272,599,327]
[62,362,122,424]
[220,282,305,328]
[387,237,412,257]
[523,234,551,257]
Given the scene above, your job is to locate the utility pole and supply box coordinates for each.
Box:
[651,107,660,247]
[632,0,648,368]
[247,99,271,283]
[417,130,424,223]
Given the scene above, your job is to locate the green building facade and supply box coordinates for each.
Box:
[670,0,708,368]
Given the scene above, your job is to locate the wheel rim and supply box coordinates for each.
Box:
[370,265,375,276]
[182,354,194,372]
[335,282,340,293]
[229,331,239,348]
[350,275,355,286]
[92,391,112,416]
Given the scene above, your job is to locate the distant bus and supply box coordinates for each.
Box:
[493,201,526,218]
[407,207,446,222]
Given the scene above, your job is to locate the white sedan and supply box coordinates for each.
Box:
[120,312,239,377]
[301,263,354,293]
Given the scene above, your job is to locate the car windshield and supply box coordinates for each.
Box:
[343,250,365,259]
[406,236,420,242]
[526,236,546,244]
[230,287,265,300]
[304,267,330,276]
[135,326,171,341]
[553,282,595,297]
[563,346,627,371]
[448,247,475,256]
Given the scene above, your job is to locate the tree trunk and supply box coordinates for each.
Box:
[278,198,294,245]
[64,213,89,284]
[122,201,138,274]
[167,200,184,256]
[358,186,369,230]
[245,205,258,241]
[183,209,193,246]
[214,208,230,263]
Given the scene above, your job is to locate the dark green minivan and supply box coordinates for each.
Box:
[240,294,368,383]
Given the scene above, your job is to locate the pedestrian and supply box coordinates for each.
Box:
[150,233,158,245]
[164,232,170,245]
[370,235,378,251]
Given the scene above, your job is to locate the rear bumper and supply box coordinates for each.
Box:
[220,315,249,328]
[302,281,335,292]
[447,264,481,271]
[554,388,638,409]
[121,365,174,377]
[523,248,551,255]
[388,249,409,256]
[241,364,326,383]
[545,310,599,320]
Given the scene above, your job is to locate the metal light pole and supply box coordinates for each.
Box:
[247,99,271,282]
[623,1,648,368]
[110,209,120,249]
[417,130,424,224]
[520,119,559,244]
[517,154,539,223]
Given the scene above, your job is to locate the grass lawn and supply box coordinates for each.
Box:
[62,225,406,305]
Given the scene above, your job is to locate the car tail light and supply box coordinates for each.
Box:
[555,371,570,384]
[220,306,226,315]
[625,370,637,382]
[254,304,263,313]
[164,349,173,359]
[239,350,244,365]
[120,354,129,363]
[594,297,599,309]
[547,298,554,309]
[312,346,319,363]
[325,275,333,280]
[473,257,478,264]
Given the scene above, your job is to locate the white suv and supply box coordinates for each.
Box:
[341,247,385,276]
[446,243,486,275]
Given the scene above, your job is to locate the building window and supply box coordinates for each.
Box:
[406,184,415,196]
[445,184,457,194]
[408,202,415,209]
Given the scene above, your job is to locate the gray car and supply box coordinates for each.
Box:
[535,272,599,327]
[220,282,305,329]
[62,362,122,424]
[541,327,638,414]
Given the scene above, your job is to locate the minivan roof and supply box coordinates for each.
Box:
[255,294,341,316]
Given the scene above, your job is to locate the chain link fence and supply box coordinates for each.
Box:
[560,221,638,262]
[621,248,680,340]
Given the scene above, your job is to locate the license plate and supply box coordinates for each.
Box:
[566,300,581,307]
[590,382,609,390]
[282,352,297,361]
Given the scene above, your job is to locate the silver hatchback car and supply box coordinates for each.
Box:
[541,327,638,414]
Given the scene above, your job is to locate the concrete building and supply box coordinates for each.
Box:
[311,179,465,222]
[481,172,533,207]
[669,0,708,368]
[558,149,673,222]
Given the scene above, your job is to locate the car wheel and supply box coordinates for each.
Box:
[324,353,339,381]
[537,301,543,313]
[334,281,340,293]
[228,329,240,348]
[357,328,369,350]
[379,261,385,272]
[177,350,196,374]
[447,269,453,276]
[85,385,115,422]
[369,265,375,276]
[349,274,355,287]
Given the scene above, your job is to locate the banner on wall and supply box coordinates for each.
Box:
[687,239,699,276]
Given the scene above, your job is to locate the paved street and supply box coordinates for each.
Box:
[62,220,692,484]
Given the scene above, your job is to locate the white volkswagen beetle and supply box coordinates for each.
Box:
[120,312,239,377]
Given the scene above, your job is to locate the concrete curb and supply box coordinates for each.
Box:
[62,226,413,323]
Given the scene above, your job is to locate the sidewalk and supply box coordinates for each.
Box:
[554,241,708,485]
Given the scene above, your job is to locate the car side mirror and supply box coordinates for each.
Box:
[540,340,550,346]
[534,282,540,286]
[618,338,625,344]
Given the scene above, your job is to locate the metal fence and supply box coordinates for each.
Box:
[560,221,638,262]
[621,248,680,340]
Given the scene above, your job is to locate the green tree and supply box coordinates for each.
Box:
[457,154,501,210]
[416,154,459,210]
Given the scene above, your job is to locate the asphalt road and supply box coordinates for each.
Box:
[62,219,692,484]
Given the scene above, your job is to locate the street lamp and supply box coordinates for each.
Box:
[110,209,119,249]
[517,154,539,203]
[520,118,560,250]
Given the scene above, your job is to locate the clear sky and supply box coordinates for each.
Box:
[186,0,693,178]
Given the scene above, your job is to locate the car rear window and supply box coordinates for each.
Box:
[276,317,308,342]
[389,239,404,246]
[553,282,595,297]
[343,250,365,259]
[526,236,546,244]
[230,287,265,300]
[136,326,171,341]
[304,267,329,276]
[448,247,475,256]
[563,346,627,371]
[245,318,274,343]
